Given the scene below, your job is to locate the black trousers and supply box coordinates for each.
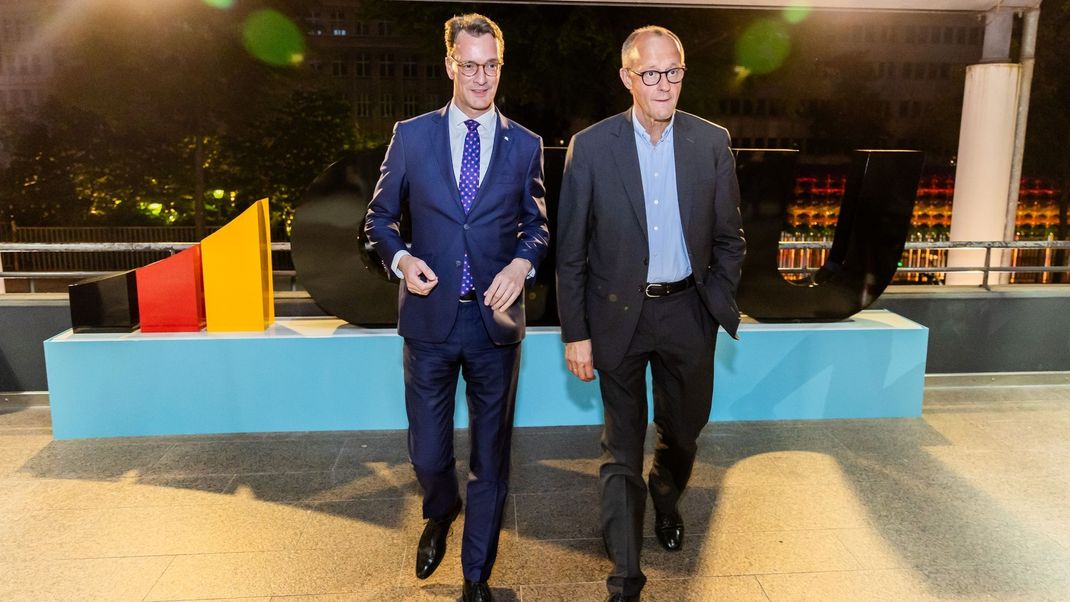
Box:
[597,287,716,597]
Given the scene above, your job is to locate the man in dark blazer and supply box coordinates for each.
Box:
[556,25,745,602]
[365,13,548,602]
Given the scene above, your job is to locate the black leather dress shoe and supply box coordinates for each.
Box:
[463,579,494,602]
[415,501,462,579]
[654,510,684,551]
[605,594,640,602]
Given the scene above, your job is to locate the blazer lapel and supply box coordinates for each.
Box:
[468,111,508,214]
[672,115,696,244]
[431,105,463,214]
[610,109,648,236]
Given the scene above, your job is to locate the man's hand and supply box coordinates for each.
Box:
[484,258,531,311]
[398,255,438,296]
[565,339,595,382]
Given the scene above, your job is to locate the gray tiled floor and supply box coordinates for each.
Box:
[1,381,1069,601]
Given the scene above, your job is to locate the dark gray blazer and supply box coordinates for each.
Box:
[556,109,746,370]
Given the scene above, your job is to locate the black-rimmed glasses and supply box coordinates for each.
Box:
[448,56,502,78]
[628,67,687,86]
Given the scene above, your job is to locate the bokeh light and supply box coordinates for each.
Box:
[783,2,812,24]
[735,19,792,76]
[201,0,235,9]
[242,10,305,67]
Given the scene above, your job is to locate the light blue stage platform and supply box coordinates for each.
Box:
[44,309,927,439]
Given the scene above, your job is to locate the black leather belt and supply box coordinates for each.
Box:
[459,290,476,302]
[644,275,694,298]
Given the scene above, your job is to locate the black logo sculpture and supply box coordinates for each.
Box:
[734,149,924,321]
[293,148,922,326]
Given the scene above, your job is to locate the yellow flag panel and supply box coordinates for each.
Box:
[201,199,275,332]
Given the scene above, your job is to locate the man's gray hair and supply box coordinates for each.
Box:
[621,25,685,68]
[444,13,504,60]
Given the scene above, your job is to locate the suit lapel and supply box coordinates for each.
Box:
[672,114,696,244]
[468,111,508,215]
[431,105,463,214]
[610,110,648,236]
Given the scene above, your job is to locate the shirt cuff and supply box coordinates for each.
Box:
[390,250,411,279]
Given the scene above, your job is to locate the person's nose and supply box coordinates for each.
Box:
[473,68,488,85]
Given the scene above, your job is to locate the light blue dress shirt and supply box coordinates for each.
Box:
[633,111,692,283]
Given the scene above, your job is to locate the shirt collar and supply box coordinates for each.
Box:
[449,101,498,133]
[631,109,675,147]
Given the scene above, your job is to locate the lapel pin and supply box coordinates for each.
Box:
[504,136,509,141]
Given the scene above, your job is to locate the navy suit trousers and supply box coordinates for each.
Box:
[403,301,520,582]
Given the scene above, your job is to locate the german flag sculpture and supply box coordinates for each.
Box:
[68,199,274,333]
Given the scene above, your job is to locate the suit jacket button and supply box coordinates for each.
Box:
[463,224,470,230]
[643,257,649,266]
[455,260,462,267]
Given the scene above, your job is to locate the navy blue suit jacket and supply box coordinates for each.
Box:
[366,105,549,345]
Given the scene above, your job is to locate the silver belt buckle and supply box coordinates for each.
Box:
[644,283,662,298]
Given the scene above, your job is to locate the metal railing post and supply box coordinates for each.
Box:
[982,246,992,290]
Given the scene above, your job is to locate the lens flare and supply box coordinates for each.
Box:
[242,10,305,67]
[783,2,812,24]
[735,19,792,76]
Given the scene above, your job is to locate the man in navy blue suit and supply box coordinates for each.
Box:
[365,13,548,602]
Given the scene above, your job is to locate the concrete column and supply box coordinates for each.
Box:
[946,63,1021,285]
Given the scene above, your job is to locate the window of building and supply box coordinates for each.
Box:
[353,21,369,36]
[380,93,394,117]
[0,90,6,111]
[306,10,324,36]
[18,55,29,75]
[31,55,41,75]
[877,62,886,78]
[754,137,766,148]
[918,27,929,43]
[850,25,863,43]
[425,94,442,110]
[956,27,967,44]
[931,27,942,43]
[969,27,982,45]
[902,63,913,79]
[755,99,767,116]
[910,101,921,118]
[330,10,346,36]
[940,63,951,79]
[865,25,876,43]
[887,62,896,78]
[354,54,369,78]
[402,56,419,79]
[739,138,752,148]
[905,26,917,43]
[425,63,443,79]
[332,61,347,77]
[899,101,910,117]
[915,62,926,79]
[379,53,395,77]
[354,94,370,118]
[943,27,954,44]
[742,99,753,116]
[928,63,938,79]
[403,94,418,116]
[729,98,741,115]
[377,21,393,37]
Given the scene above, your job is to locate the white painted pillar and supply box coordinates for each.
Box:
[946,63,1020,286]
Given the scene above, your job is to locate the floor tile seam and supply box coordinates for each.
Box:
[141,554,177,602]
[510,490,598,498]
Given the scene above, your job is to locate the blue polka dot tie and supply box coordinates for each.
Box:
[459,119,480,297]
